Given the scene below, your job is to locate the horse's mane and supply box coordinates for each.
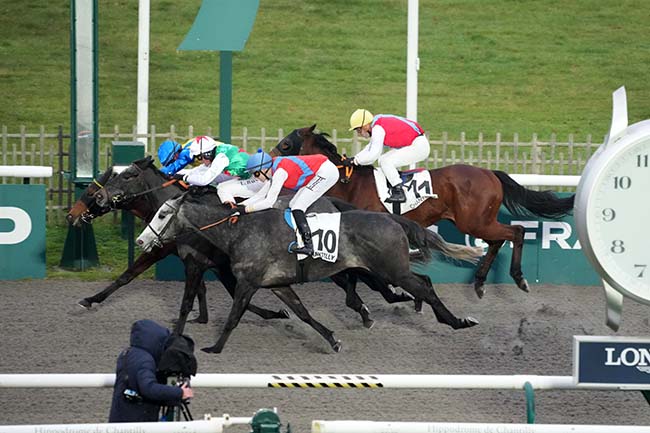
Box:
[310,132,374,172]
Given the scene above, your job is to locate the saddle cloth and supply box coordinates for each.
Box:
[284,209,341,262]
[373,168,438,215]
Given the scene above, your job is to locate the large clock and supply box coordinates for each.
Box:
[575,86,650,331]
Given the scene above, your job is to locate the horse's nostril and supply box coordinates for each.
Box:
[65,214,73,223]
[136,239,143,245]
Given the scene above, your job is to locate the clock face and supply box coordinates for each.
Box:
[587,136,650,303]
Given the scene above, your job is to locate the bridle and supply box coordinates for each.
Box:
[143,198,238,249]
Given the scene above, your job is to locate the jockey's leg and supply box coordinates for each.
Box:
[379,135,431,203]
[217,177,265,204]
[288,161,339,255]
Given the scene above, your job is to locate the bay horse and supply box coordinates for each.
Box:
[137,192,480,353]
[273,125,576,298]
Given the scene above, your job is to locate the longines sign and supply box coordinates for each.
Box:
[573,336,650,389]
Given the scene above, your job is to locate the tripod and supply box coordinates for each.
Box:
[160,400,193,421]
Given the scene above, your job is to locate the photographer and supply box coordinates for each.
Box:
[109,319,194,422]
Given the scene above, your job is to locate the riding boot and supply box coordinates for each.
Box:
[385,183,406,203]
[289,209,314,255]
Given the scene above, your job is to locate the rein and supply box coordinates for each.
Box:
[121,178,188,202]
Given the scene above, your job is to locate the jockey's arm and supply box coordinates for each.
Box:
[353,124,386,166]
[184,153,230,186]
[160,149,193,176]
[242,169,288,213]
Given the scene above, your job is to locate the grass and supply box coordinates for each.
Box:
[46,217,154,281]
[2,0,649,141]
[3,0,650,279]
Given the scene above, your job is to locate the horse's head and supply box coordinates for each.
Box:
[66,167,115,226]
[272,124,317,157]
[94,156,159,209]
[136,195,185,252]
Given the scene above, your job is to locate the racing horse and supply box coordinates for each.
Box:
[70,163,292,324]
[91,158,478,331]
[273,125,576,298]
[137,192,481,353]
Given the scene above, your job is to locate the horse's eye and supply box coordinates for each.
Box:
[281,141,290,150]
[158,213,165,219]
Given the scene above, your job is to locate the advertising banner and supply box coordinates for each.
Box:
[0,185,46,280]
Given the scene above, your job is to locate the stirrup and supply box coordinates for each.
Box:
[289,243,314,255]
[385,189,406,203]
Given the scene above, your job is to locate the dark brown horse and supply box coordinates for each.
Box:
[273,125,575,298]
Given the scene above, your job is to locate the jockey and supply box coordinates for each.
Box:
[347,109,431,203]
[238,149,339,256]
[157,139,194,176]
[176,136,250,187]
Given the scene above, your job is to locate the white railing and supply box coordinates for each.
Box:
[0,373,581,390]
[0,165,53,178]
[311,420,650,433]
[0,415,252,433]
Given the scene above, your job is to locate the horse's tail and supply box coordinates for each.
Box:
[387,214,483,264]
[492,170,575,219]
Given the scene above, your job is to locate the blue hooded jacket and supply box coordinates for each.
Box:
[108,320,183,422]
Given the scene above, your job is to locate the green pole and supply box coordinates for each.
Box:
[219,50,233,143]
[524,381,536,424]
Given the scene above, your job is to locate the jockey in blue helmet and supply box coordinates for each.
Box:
[157,139,194,176]
[239,148,339,255]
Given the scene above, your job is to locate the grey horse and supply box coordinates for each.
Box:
[137,190,482,353]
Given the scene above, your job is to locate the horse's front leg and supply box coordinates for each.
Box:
[174,258,204,335]
[78,244,175,308]
[214,262,290,320]
[202,282,258,354]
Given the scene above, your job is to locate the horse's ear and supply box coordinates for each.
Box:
[309,124,317,132]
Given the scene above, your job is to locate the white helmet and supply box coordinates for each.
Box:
[189,136,217,157]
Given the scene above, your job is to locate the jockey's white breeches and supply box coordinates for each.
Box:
[379,134,431,186]
[289,160,339,212]
[217,177,265,204]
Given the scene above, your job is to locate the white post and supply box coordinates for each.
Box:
[406,0,419,169]
[136,0,150,151]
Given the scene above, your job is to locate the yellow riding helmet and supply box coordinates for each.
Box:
[349,109,374,131]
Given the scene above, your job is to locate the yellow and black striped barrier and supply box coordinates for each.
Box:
[267,374,384,389]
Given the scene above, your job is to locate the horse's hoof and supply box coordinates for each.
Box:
[279,309,291,319]
[201,346,222,354]
[414,299,423,313]
[78,299,92,309]
[188,316,209,324]
[464,316,480,328]
[332,340,342,353]
[363,319,375,329]
[474,284,485,299]
[518,278,530,293]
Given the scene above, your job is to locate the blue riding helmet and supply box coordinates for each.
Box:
[246,148,273,172]
[157,140,181,166]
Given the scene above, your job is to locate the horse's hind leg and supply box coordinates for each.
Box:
[202,283,258,354]
[396,272,478,330]
[508,224,528,292]
[271,286,342,352]
[330,272,374,329]
[473,240,504,299]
